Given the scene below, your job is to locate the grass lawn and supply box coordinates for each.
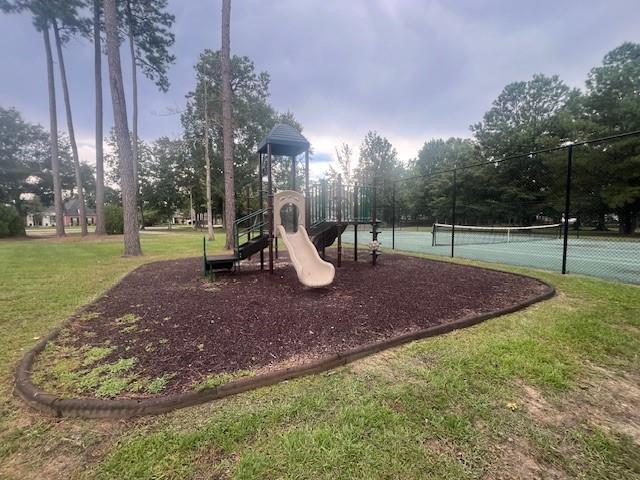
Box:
[0,232,638,479]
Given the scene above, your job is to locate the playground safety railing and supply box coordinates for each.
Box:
[233,208,268,257]
[308,181,376,226]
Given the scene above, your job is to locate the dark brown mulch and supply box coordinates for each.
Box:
[61,252,549,394]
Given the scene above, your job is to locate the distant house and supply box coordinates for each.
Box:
[62,198,96,227]
[26,199,96,227]
[26,207,56,227]
[172,210,193,225]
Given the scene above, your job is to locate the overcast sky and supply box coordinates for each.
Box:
[1,0,638,177]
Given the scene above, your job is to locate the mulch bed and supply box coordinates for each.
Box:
[56,252,549,395]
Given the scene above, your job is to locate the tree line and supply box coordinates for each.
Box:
[1,0,302,246]
[329,43,639,234]
[1,1,637,244]
[1,0,175,254]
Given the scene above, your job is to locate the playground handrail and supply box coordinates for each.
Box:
[308,181,376,225]
[233,208,268,258]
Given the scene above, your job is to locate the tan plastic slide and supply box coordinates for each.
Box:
[274,191,335,288]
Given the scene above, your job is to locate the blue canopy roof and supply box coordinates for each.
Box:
[257,123,310,156]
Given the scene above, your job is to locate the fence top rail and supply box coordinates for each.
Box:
[234,208,268,225]
[434,222,562,231]
[308,180,377,189]
[395,128,640,184]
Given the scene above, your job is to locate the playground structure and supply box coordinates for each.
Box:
[204,124,382,285]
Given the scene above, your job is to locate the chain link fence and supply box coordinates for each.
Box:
[358,131,640,284]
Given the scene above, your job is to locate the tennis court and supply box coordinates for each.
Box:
[341,228,640,285]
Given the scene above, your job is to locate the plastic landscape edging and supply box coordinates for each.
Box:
[14,263,555,419]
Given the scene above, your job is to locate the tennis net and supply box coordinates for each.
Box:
[432,223,562,246]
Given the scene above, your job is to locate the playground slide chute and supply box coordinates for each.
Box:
[277,224,335,288]
[274,190,335,288]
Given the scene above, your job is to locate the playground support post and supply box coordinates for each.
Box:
[337,174,342,267]
[321,180,327,221]
[246,186,251,242]
[353,184,359,262]
[258,153,264,270]
[562,145,573,275]
[371,178,379,266]
[450,168,457,258]
[321,180,327,258]
[304,150,310,231]
[291,154,297,231]
[291,154,296,190]
[267,144,274,274]
[392,182,396,250]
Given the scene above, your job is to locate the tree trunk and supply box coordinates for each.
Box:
[104,0,142,256]
[53,19,87,236]
[140,206,146,228]
[43,24,65,237]
[619,208,637,235]
[204,76,215,241]
[221,0,235,250]
[94,0,106,235]
[189,188,196,230]
[13,194,27,237]
[126,0,141,228]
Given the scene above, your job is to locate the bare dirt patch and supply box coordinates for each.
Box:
[487,436,567,480]
[34,253,549,397]
[521,368,640,444]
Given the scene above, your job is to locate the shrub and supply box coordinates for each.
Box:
[142,209,164,227]
[0,205,24,237]
[105,204,124,235]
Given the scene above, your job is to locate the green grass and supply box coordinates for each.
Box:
[194,370,256,391]
[0,231,638,479]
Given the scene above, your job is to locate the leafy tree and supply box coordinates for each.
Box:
[326,143,354,184]
[584,43,640,233]
[472,74,574,155]
[182,50,277,226]
[104,203,123,234]
[356,131,400,182]
[0,106,49,234]
[0,205,23,237]
[105,128,155,226]
[143,137,185,227]
[471,74,576,225]
[355,131,403,223]
[104,0,141,255]
[121,0,175,213]
[406,138,477,225]
[586,43,640,133]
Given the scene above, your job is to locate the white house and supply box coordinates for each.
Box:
[26,207,56,227]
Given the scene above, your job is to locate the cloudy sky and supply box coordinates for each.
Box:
[1,0,638,176]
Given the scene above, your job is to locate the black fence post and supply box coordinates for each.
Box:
[562,145,573,275]
[392,182,396,250]
[337,174,342,267]
[353,184,358,262]
[267,144,274,274]
[451,168,457,258]
[258,153,264,270]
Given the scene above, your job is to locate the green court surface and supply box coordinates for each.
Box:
[341,229,640,285]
